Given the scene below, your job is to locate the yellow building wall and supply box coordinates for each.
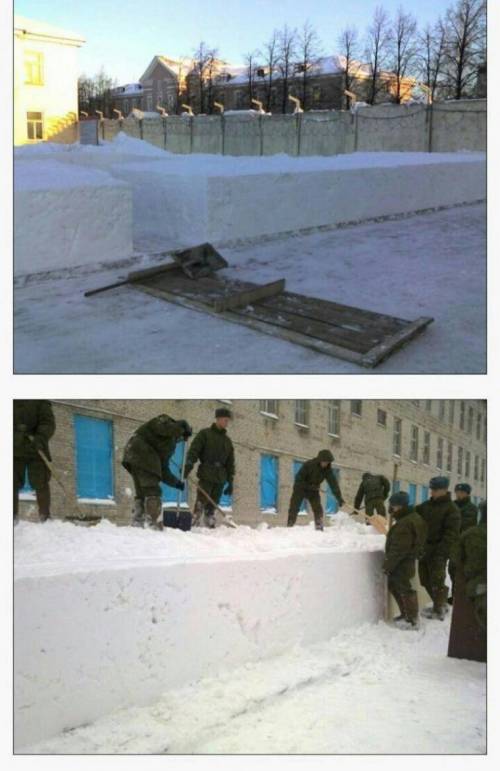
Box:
[14,33,81,145]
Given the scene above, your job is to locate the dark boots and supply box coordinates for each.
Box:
[401,592,420,629]
[132,498,145,527]
[145,496,163,530]
[36,486,51,522]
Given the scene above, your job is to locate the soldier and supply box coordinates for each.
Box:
[448,483,479,604]
[353,472,391,518]
[415,476,460,620]
[122,414,192,530]
[184,407,235,528]
[14,400,56,525]
[382,491,428,629]
[287,450,344,531]
[448,500,486,662]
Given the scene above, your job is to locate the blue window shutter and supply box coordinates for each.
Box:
[74,415,114,500]
[21,468,34,494]
[260,454,278,509]
[292,460,308,512]
[325,468,340,514]
[161,441,188,504]
[408,483,417,506]
[420,485,428,503]
[392,480,400,494]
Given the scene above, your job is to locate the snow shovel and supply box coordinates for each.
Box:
[163,442,192,531]
[187,479,238,529]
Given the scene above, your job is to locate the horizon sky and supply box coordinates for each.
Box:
[14,0,452,84]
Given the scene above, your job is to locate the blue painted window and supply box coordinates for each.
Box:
[408,483,417,506]
[260,454,278,511]
[325,468,341,515]
[219,485,233,508]
[20,468,34,494]
[420,485,428,503]
[161,441,188,505]
[292,460,308,513]
[392,480,400,494]
[74,415,114,500]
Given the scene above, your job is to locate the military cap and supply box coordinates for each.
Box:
[455,482,471,494]
[215,407,232,419]
[389,491,409,507]
[429,476,449,490]
[317,449,334,463]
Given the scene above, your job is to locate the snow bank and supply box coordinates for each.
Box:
[14,518,384,747]
[14,160,133,275]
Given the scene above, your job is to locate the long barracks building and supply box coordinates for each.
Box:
[17,399,487,525]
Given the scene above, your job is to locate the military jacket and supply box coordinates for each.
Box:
[383,506,428,573]
[13,400,55,460]
[186,424,235,485]
[415,493,460,559]
[354,475,391,509]
[122,414,184,485]
[294,458,344,504]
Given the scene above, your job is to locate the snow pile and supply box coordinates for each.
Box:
[19,617,485,754]
[15,516,385,747]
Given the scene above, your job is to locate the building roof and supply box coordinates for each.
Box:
[217,55,371,85]
[140,55,192,84]
[14,15,85,44]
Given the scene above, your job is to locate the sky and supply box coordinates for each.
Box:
[14,0,452,84]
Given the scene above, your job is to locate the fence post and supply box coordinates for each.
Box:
[221,113,225,155]
[190,115,194,153]
[163,116,167,150]
[427,103,434,153]
[354,109,359,152]
[259,114,264,156]
[296,112,303,156]
[139,119,144,140]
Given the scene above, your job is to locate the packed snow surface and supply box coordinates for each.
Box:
[19,614,485,754]
[14,514,384,579]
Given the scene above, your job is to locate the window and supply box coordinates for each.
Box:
[260,400,279,418]
[459,401,466,430]
[260,454,278,512]
[465,451,471,478]
[420,485,428,503]
[392,480,400,494]
[476,412,482,440]
[436,437,444,470]
[351,400,362,417]
[124,99,129,113]
[457,447,463,475]
[257,67,265,77]
[161,441,189,506]
[312,85,322,103]
[410,425,419,462]
[328,400,341,436]
[481,458,485,483]
[448,401,455,426]
[324,468,341,515]
[423,431,430,465]
[393,418,402,456]
[292,460,308,514]
[474,455,479,481]
[294,400,309,427]
[74,415,114,501]
[408,483,417,506]
[377,409,387,427]
[467,407,474,435]
[147,94,153,110]
[19,468,35,499]
[27,111,43,140]
[438,401,446,421]
[24,50,44,85]
[446,442,453,473]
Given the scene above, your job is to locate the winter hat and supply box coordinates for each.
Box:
[317,449,334,463]
[363,472,372,479]
[215,407,232,419]
[429,476,449,490]
[455,483,471,494]
[389,491,409,508]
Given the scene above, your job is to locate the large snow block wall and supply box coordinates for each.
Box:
[14,161,133,276]
[14,550,383,748]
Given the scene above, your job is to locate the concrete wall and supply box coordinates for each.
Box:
[14,550,384,748]
[102,100,486,156]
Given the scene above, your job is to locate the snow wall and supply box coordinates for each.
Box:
[14,550,383,748]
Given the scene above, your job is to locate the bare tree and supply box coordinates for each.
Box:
[205,48,220,114]
[365,5,392,104]
[243,50,258,108]
[442,0,486,99]
[338,26,360,109]
[78,68,116,116]
[78,74,95,114]
[259,30,279,111]
[296,20,323,110]
[388,6,418,103]
[192,41,213,113]
[277,24,298,113]
[417,20,447,101]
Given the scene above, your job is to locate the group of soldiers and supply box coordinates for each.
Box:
[14,401,486,652]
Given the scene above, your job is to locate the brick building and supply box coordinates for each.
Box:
[18,399,486,525]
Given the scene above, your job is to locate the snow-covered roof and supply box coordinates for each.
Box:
[140,55,192,84]
[111,83,144,96]
[14,15,85,44]
[216,55,371,85]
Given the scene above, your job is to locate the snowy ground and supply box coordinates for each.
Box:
[18,615,485,755]
[14,201,485,374]
[14,519,485,754]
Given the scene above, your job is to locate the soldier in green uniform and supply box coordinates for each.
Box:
[14,400,56,525]
[184,407,235,528]
[448,483,479,604]
[287,450,344,531]
[382,491,428,629]
[415,476,461,620]
[353,472,391,518]
[122,414,192,530]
